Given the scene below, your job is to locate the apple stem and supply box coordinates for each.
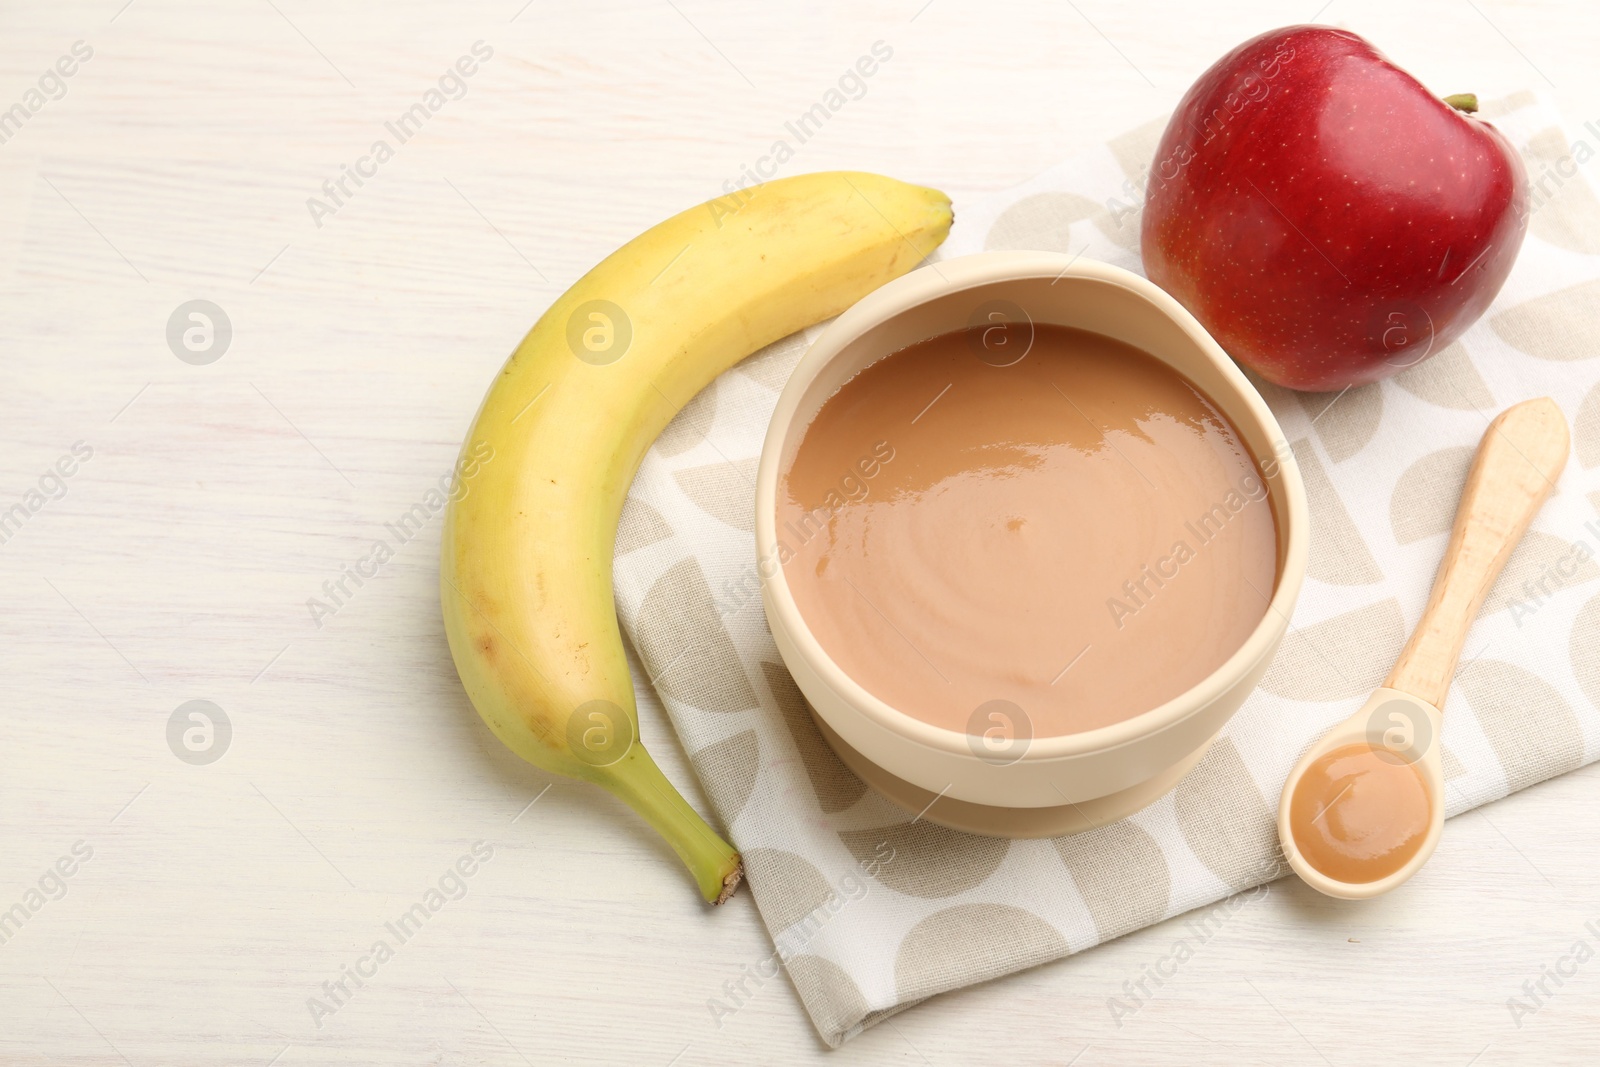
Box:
[1443,93,1479,114]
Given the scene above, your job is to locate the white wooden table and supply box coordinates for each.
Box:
[3,1,1597,1063]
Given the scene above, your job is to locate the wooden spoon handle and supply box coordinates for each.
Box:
[1385,398,1570,709]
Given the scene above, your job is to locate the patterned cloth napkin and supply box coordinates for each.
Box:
[611,92,1600,1046]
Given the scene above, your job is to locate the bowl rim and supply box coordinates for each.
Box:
[754,250,1309,763]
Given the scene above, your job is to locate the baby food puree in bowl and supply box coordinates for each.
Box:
[756,252,1308,837]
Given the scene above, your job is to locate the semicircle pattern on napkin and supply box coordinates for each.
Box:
[654,380,719,456]
[1104,114,1170,242]
[1173,737,1287,891]
[689,729,760,824]
[1524,126,1600,255]
[983,191,1138,254]
[1053,820,1170,942]
[1109,115,1169,183]
[1393,342,1496,411]
[786,955,872,1038]
[894,903,1069,1002]
[1390,446,1474,545]
[838,821,1010,899]
[633,557,758,711]
[615,498,674,555]
[1457,659,1584,792]
[1293,439,1383,585]
[1576,379,1600,469]
[673,458,758,532]
[1491,280,1600,362]
[1571,592,1600,714]
[743,848,836,933]
[1481,531,1600,617]
[1259,598,1406,702]
[760,662,868,814]
[1295,385,1382,463]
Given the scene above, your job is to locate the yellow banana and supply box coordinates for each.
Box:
[441,172,953,903]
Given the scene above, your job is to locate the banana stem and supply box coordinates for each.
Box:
[600,746,743,904]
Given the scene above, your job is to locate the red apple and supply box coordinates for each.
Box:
[1140,26,1528,392]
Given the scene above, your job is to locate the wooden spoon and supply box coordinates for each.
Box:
[1276,397,1570,899]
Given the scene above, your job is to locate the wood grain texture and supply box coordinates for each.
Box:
[1388,399,1571,708]
[3,2,1599,1065]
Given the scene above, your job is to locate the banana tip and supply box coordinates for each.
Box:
[714,859,745,906]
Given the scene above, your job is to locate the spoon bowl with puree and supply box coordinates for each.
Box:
[1277,397,1570,899]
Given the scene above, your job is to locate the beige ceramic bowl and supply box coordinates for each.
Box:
[756,252,1308,837]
